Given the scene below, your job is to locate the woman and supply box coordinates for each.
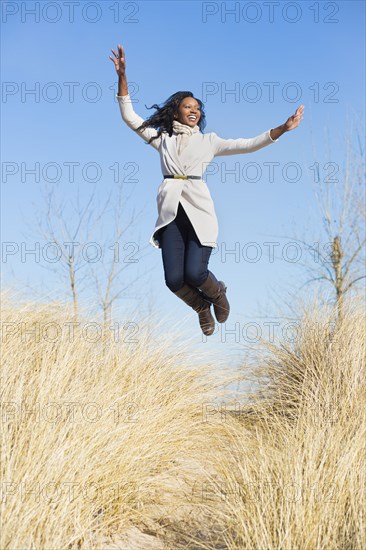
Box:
[109,43,304,337]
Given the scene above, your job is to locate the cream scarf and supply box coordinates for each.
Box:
[172,120,200,155]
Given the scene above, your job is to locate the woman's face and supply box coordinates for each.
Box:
[175,97,201,127]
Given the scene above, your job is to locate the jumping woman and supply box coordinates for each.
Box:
[109,43,304,336]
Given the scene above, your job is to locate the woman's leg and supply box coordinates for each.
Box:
[159,204,187,292]
[184,235,213,288]
[183,210,230,324]
[159,203,215,335]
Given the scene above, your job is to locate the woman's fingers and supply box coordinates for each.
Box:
[111,48,119,58]
[109,44,125,73]
[110,46,124,59]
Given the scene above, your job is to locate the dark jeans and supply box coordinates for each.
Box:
[159,202,213,292]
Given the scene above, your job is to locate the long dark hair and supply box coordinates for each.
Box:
[136,91,206,144]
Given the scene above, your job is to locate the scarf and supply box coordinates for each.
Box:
[172,119,200,155]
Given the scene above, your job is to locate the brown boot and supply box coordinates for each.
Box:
[173,283,215,336]
[198,271,230,323]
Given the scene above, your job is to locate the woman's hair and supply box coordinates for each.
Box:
[136,91,206,144]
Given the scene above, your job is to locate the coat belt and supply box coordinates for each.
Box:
[163,174,201,180]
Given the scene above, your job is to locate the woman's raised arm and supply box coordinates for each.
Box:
[109,44,128,96]
[211,104,305,157]
[109,43,160,148]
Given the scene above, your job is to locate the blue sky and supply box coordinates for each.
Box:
[1,1,365,377]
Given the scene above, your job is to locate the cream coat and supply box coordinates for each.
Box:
[116,94,278,249]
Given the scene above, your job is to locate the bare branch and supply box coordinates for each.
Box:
[344,275,366,293]
[343,237,366,278]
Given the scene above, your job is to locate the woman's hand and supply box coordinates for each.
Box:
[284,105,305,131]
[109,44,126,77]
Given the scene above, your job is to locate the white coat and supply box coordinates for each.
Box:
[116,94,278,249]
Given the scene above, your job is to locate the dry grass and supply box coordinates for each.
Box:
[208,295,366,549]
[1,293,365,549]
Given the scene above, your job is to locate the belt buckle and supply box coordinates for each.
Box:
[173,175,187,180]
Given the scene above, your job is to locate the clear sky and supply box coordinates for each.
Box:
[1,1,365,381]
